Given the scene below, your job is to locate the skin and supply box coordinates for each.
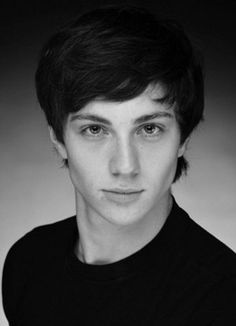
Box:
[50,84,188,264]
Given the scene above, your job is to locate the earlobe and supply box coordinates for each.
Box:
[178,137,190,158]
[48,126,68,159]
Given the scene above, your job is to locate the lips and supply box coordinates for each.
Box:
[103,189,144,194]
[102,189,144,205]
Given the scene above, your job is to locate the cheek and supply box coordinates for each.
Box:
[66,146,105,191]
[141,141,179,181]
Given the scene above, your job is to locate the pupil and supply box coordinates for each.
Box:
[145,125,154,133]
[92,126,100,133]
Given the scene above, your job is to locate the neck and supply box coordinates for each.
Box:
[74,193,172,265]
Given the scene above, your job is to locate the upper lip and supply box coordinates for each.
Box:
[103,188,144,194]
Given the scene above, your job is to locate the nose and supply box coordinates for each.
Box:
[109,137,140,178]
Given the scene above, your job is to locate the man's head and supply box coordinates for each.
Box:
[35,5,204,182]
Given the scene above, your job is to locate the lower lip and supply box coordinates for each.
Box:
[103,191,143,205]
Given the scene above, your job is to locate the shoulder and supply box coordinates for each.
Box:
[172,201,236,278]
[182,211,236,278]
[2,216,76,322]
[175,204,236,322]
[187,222,236,323]
[4,216,76,266]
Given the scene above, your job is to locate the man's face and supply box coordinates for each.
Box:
[51,85,187,227]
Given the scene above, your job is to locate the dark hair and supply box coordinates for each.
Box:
[35,5,204,182]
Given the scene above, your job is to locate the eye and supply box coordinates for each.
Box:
[80,125,107,137]
[138,124,163,137]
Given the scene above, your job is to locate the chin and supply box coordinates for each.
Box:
[101,206,147,227]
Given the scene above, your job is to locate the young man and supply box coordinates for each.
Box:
[2,5,236,325]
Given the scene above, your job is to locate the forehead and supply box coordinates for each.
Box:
[69,84,175,124]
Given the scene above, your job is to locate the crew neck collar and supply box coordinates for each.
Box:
[66,197,190,282]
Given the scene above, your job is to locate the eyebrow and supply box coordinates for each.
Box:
[70,111,173,126]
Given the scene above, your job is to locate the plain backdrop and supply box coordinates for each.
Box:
[1,1,236,325]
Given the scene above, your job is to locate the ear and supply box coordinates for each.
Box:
[48,126,68,160]
[178,137,190,158]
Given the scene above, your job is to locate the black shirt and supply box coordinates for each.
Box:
[2,199,236,325]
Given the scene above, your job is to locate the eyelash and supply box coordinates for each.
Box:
[80,124,164,138]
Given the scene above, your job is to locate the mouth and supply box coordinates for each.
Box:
[102,189,144,205]
[103,189,144,194]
